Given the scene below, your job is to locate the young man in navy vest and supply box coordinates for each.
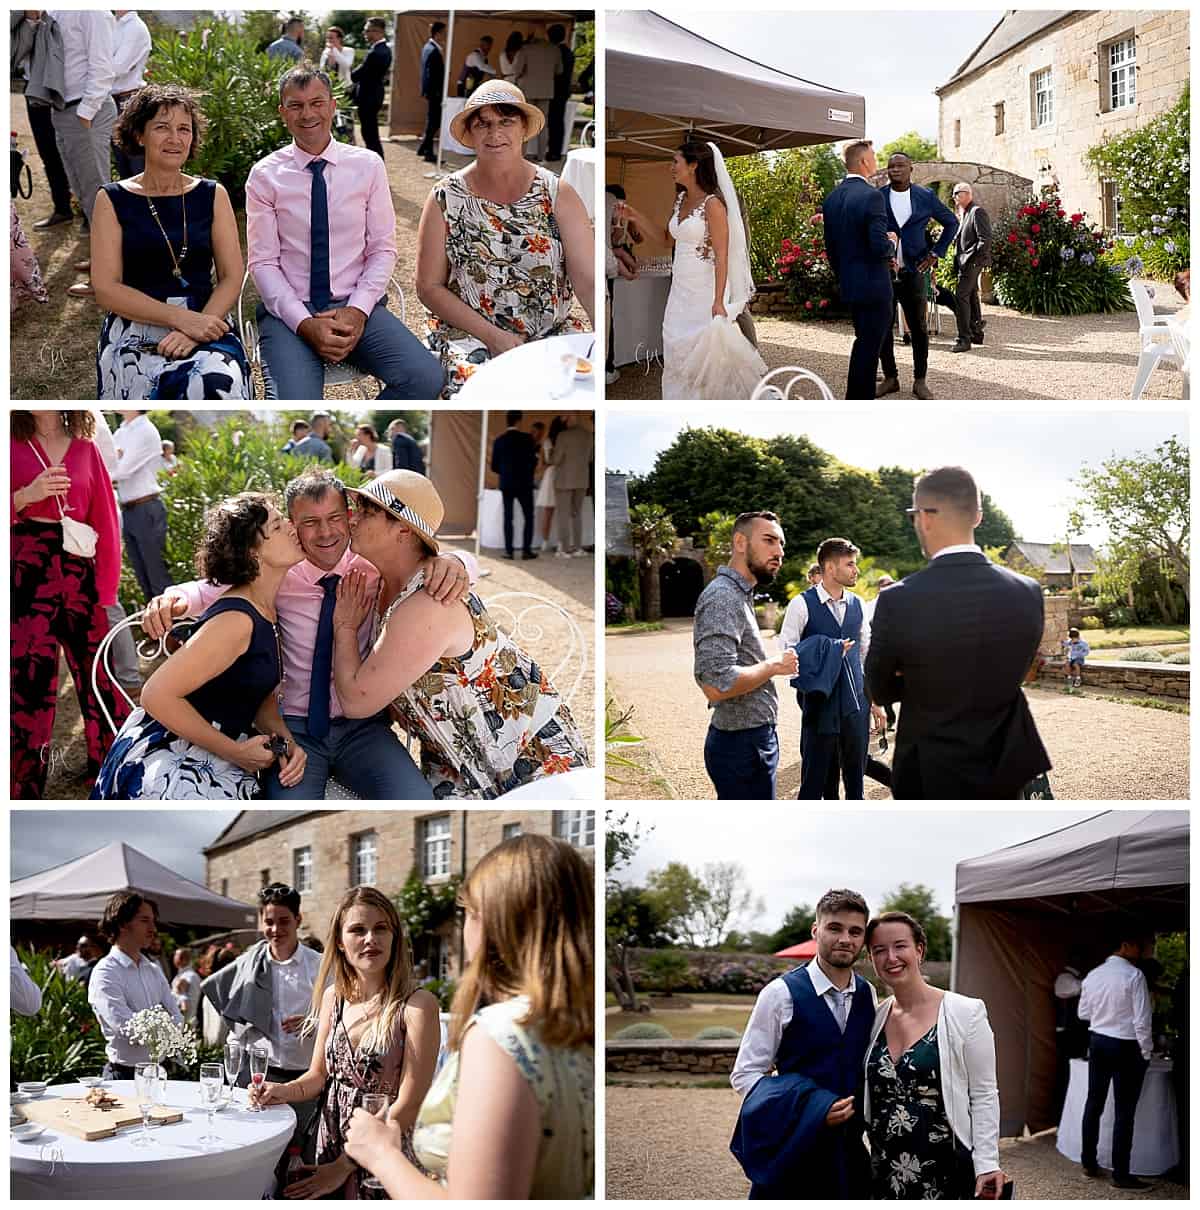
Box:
[731,888,876,1198]
[780,538,886,799]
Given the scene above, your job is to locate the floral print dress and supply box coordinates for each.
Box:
[377,571,588,798]
[426,165,584,395]
[866,1024,960,1199]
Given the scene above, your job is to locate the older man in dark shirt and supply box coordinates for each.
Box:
[693,511,798,799]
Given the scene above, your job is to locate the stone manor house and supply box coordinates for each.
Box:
[936,10,1189,227]
[204,809,595,980]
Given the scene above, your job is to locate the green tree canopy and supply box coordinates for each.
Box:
[645,862,707,948]
[878,883,952,962]
[768,903,816,953]
[879,131,939,163]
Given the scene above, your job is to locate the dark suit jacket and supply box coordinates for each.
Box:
[821,176,893,305]
[420,39,443,99]
[864,552,1050,799]
[491,428,537,494]
[352,39,392,107]
[390,432,425,475]
[552,43,575,101]
[954,202,993,269]
[880,183,959,269]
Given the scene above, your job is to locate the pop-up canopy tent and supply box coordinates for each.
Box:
[11,841,257,929]
[606,10,866,252]
[953,811,1189,1136]
[774,939,817,960]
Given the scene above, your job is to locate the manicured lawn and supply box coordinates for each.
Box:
[607,1006,753,1040]
[1077,625,1189,649]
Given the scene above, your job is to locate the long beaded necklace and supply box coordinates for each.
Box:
[144,183,189,283]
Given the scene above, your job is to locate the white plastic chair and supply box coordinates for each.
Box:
[237,270,407,399]
[484,592,586,709]
[1129,280,1180,399]
[93,608,357,798]
[752,366,836,401]
[1167,315,1190,399]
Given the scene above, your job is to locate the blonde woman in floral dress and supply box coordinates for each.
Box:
[344,833,594,1199]
[330,470,587,797]
[415,80,594,395]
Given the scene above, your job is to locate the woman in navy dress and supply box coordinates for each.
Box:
[92,84,250,399]
[92,494,308,799]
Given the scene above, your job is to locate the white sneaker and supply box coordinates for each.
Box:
[570,548,588,558]
[605,369,620,386]
[555,550,572,559]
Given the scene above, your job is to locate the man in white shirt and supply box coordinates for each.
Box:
[781,538,886,800]
[1077,931,1156,1190]
[87,891,183,1078]
[459,36,498,95]
[114,411,170,600]
[56,934,98,981]
[171,947,202,1027]
[730,889,876,1198]
[11,946,43,1016]
[111,11,152,178]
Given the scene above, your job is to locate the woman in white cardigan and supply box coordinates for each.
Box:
[862,911,1006,1200]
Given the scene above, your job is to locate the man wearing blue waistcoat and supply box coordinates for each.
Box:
[780,537,886,799]
[731,888,876,1198]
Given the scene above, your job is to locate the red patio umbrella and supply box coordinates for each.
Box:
[773,939,817,960]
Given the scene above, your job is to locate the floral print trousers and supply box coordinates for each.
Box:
[11,522,130,798]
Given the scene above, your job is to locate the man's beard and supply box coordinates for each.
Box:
[747,557,778,587]
[822,947,858,968]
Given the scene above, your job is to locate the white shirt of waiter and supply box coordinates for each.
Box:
[1077,954,1153,1060]
[11,947,43,1017]
[780,582,871,668]
[112,11,152,95]
[113,413,164,503]
[173,964,203,1027]
[88,945,183,1066]
[730,962,876,1096]
[48,10,115,119]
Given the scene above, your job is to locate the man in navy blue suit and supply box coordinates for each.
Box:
[822,141,896,399]
[353,16,393,159]
[877,153,959,400]
[416,21,446,162]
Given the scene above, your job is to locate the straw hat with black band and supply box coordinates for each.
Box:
[344,470,443,556]
[448,80,545,149]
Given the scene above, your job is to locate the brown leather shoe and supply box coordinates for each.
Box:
[876,375,900,397]
[912,379,933,399]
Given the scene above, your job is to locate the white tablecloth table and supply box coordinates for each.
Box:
[612,272,672,367]
[499,767,597,799]
[441,98,578,160]
[456,333,596,402]
[560,147,596,220]
[479,487,593,550]
[11,1080,296,1200]
[1056,1056,1178,1176]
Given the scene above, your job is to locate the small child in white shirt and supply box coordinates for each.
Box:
[1063,627,1090,687]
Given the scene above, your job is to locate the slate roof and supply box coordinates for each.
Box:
[939,10,1075,90]
[205,811,319,853]
[1007,540,1098,574]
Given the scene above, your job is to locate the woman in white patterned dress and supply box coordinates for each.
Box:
[617,139,765,399]
[343,833,594,1199]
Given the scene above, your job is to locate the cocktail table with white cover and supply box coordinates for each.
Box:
[560,147,596,221]
[612,271,672,366]
[456,332,596,401]
[1055,1056,1179,1176]
[11,1081,296,1200]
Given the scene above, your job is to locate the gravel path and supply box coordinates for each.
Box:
[607,292,1187,401]
[604,1086,1188,1200]
[605,620,1188,800]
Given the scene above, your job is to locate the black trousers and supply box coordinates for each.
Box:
[501,485,535,554]
[846,298,892,399]
[799,707,869,800]
[880,270,929,380]
[418,94,441,156]
[25,96,73,215]
[112,93,145,180]
[954,254,987,342]
[358,99,384,158]
[1081,1032,1148,1178]
[548,94,569,160]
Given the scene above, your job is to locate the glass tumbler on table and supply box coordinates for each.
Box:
[198,1063,223,1145]
[248,1045,270,1110]
[133,1062,160,1147]
[357,1092,394,1192]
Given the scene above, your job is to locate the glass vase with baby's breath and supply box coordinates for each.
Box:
[122,1006,199,1097]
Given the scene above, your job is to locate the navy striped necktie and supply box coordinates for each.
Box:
[308,159,332,312]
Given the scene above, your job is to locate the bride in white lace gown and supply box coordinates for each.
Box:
[620,141,766,399]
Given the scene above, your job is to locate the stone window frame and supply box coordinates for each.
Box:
[220,878,229,898]
[259,867,271,888]
[351,830,378,887]
[553,809,595,848]
[1102,32,1137,112]
[993,101,1005,135]
[420,814,452,880]
[293,844,313,894]
[1031,66,1054,129]
[502,822,522,841]
[1101,179,1128,235]
[953,118,961,148]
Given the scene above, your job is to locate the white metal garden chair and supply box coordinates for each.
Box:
[579,120,596,147]
[237,270,407,400]
[1129,280,1181,399]
[752,366,836,401]
[484,592,587,709]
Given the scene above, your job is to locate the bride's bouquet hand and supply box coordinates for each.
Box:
[711,301,728,319]
[334,569,373,632]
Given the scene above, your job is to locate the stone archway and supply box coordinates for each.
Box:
[659,556,706,618]
[869,160,1033,224]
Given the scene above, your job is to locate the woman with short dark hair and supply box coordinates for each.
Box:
[92,83,250,399]
[91,493,308,798]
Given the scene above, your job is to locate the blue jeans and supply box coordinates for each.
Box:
[257,298,445,400]
[263,713,433,800]
[704,723,778,800]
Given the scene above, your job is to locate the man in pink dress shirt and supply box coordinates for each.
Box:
[245,65,444,400]
[140,468,476,799]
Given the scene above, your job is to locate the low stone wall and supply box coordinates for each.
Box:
[607,1039,740,1075]
[749,281,809,320]
[1044,657,1189,700]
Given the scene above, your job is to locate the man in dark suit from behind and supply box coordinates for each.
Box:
[353,16,393,159]
[490,410,539,560]
[821,140,897,399]
[950,182,992,352]
[864,466,1050,799]
[388,418,425,474]
[547,24,575,163]
[416,20,446,163]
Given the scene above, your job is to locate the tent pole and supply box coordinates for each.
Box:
[950,906,960,992]
[475,410,488,560]
[436,10,455,175]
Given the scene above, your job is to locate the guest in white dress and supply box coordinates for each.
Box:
[319,27,355,85]
[535,416,564,549]
[499,32,527,84]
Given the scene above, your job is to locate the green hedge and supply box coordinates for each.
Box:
[11,949,108,1086]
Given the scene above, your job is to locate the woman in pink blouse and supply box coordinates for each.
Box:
[11,411,131,797]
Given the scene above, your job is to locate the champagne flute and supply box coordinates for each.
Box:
[357,1091,393,1193]
[222,1040,244,1106]
[198,1063,223,1145]
[133,1062,158,1148]
[248,1045,269,1111]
